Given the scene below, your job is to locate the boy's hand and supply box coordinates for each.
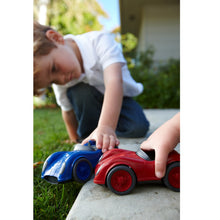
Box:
[82,125,120,153]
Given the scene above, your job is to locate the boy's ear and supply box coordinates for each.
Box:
[46,30,64,44]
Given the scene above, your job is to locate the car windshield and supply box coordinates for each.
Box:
[74,140,97,151]
[136,149,155,161]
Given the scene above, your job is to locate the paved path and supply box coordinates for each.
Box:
[66,109,180,220]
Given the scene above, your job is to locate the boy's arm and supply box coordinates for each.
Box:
[82,63,123,152]
[62,109,79,143]
[141,112,180,178]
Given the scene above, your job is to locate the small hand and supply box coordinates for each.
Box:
[140,129,175,178]
[82,125,120,153]
[141,113,180,178]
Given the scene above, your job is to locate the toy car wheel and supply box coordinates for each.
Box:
[162,161,180,192]
[106,165,136,195]
[72,158,93,183]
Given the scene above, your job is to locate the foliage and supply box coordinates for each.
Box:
[45,86,58,106]
[120,33,138,53]
[129,48,180,108]
[34,108,83,219]
[47,0,108,35]
[118,33,138,69]
[34,0,108,35]
[117,33,180,109]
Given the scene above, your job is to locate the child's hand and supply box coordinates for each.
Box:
[140,113,180,178]
[82,125,120,153]
[140,136,174,179]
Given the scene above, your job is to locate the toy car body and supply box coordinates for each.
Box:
[94,148,180,195]
[41,140,102,184]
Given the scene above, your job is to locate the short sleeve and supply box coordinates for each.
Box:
[93,32,126,69]
[52,84,73,111]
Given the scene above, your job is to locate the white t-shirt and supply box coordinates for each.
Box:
[52,31,143,111]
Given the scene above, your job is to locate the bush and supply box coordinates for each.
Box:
[129,48,180,108]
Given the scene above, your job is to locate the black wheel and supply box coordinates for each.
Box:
[72,158,93,183]
[106,165,136,195]
[162,161,180,192]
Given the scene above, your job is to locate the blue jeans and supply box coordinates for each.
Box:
[67,83,150,139]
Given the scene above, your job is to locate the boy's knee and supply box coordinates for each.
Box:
[116,119,150,138]
[130,120,150,137]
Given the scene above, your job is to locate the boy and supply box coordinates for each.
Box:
[34,21,149,153]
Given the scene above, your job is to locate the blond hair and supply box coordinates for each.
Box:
[34,21,57,96]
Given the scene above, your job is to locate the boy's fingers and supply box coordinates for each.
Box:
[96,134,103,150]
[155,148,168,178]
[109,135,116,150]
[102,135,109,153]
[115,138,120,146]
[81,137,89,145]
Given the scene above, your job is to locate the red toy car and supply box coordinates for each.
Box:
[93,148,180,195]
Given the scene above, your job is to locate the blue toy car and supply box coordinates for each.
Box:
[41,140,102,184]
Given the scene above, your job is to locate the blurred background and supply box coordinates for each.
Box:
[34,0,180,109]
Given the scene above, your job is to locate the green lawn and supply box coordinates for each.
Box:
[34,108,82,220]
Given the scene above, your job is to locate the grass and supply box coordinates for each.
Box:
[34,108,83,220]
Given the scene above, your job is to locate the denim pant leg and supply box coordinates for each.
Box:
[116,97,150,138]
[67,82,150,139]
[67,83,103,139]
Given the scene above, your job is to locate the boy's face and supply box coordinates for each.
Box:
[35,32,82,90]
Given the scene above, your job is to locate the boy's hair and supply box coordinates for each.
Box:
[34,21,57,96]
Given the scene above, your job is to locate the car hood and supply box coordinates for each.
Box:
[42,149,102,181]
[42,151,73,177]
[99,149,138,166]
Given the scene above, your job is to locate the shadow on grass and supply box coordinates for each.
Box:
[34,108,83,219]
